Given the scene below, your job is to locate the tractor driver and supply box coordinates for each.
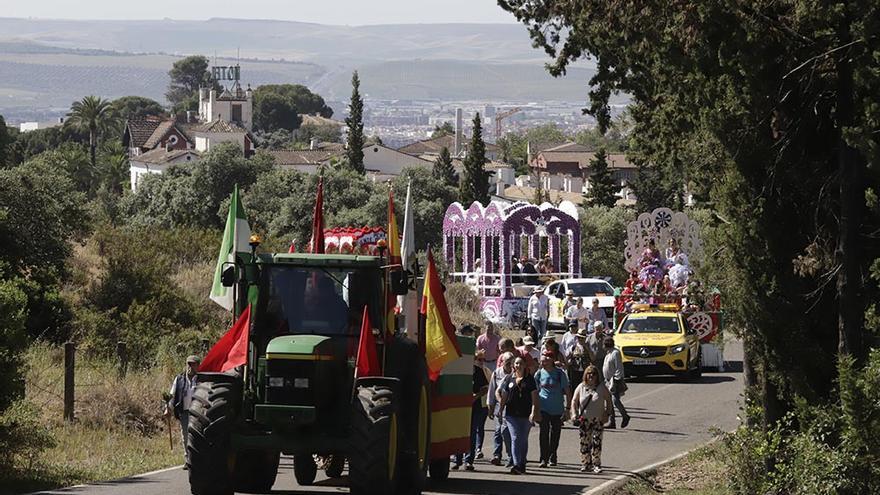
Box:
[302,275,348,334]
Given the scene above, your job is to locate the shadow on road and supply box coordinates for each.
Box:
[627,375,735,385]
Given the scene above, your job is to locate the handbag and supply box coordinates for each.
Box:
[613,377,628,394]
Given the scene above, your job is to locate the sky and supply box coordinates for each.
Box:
[4,0,518,25]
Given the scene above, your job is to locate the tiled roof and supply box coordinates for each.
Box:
[191,120,249,133]
[269,149,341,166]
[533,151,636,170]
[125,118,162,148]
[543,142,592,152]
[502,185,585,205]
[143,120,177,149]
[134,148,200,165]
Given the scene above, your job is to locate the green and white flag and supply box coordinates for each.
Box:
[210,185,252,311]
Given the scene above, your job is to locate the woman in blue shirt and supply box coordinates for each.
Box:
[534,350,570,467]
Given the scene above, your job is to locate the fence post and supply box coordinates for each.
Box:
[201,338,210,355]
[116,341,128,379]
[64,342,75,422]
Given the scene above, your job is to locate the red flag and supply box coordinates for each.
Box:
[288,240,297,253]
[355,305,381,377]
[200,305,250,373]
[309,176,325,253]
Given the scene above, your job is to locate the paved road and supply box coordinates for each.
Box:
[33,340,743,495]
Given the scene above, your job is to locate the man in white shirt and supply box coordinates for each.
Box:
[528,287,550,341]
[165,355,200,467]
[565,297,589,331]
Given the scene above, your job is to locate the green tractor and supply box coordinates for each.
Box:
[187,246,434,495]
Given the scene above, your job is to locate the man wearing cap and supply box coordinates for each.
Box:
[517,335,540,374]
[562,289,577,321]
[560,322,580,360]
[527,287,550,342]
[587,322,607,380]
[565,297,589,332]
[165,355,200,467]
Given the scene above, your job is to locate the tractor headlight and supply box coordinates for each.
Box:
[268,377,285,387]
[669,344,687,355]
[294,378,309,389]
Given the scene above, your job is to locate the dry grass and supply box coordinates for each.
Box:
[9,343,184,494]
[611,442,732,495]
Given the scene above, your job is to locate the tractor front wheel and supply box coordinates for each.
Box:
[349,380,399,495]
[187,377,239,495]
[428,459,449,481]
[232,450,279,493]
[293,454,317,486]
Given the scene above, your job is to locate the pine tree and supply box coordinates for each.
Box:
[585,148,617,207]
[433,146,458,186]
[459,113,489,205]
[345,71,365,174]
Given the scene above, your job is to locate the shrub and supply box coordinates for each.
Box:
[0,401,55,472]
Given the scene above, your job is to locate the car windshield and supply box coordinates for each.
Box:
[619,316,681,334]
[568,282,614,297]
[259,265,380,337]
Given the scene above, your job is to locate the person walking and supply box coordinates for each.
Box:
[476,322,501,372]
[496,337,516,369]
[488,351,515,467]
[527,287,550,342]
[587,298,609,330]
[453,350,491,470]
[517,335,540,374]
[560,322,579,360]
[602,337,630,429]
[499,356,540,475]
[565,297,589,332]
[567,328,590,405]
[535,351,570,467]
[570,365,613,473]
[587,321,608,380]
[164,355,200,467]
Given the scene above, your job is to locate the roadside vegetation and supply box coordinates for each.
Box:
[611,441,731,495]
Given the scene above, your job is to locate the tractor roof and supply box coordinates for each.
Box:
[267,253,383,267]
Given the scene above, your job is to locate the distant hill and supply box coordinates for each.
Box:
[0,17,607,113]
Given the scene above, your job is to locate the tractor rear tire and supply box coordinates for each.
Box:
[232,450,279,493]
[187,377,240,495]
[349,381,399,495]
[325,455,345,478]
[293,454,317,486]
[386,337,431,495]
[428,459,450,481]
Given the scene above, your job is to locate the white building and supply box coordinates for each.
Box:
[198,83,253,131]
[129,149,200,191]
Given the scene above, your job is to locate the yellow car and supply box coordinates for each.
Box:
[613,305,702,379]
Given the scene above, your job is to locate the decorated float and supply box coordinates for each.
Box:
[614,207,725,370]
[443,200,581,325]
[322,226,388,255]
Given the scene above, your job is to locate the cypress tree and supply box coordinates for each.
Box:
[345,71,365,174]
[433,146,458,186]
[459,113,489,205]
[585,148,617,207]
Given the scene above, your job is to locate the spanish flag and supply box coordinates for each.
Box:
[421,249,461,381]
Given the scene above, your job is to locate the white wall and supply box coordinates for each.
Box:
[194,132,246,153]
[362,145,432,176]
[129,154,199,191]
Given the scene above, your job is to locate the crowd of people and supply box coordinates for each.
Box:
[461,320,631,475]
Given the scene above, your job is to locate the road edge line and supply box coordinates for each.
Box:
[582,435,724,495]
[21,464,183,495]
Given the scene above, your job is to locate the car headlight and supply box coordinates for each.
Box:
[669,344,687,355]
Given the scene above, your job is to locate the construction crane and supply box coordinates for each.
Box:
[494,107,522,139]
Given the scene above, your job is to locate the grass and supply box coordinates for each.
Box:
[2,344,185,495]
[610,441,732,495]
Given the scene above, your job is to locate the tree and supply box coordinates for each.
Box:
[431,121,454,139]
[294,123,342,146]
[166,55,212,108]
[253,92,301,133]
[6,125,88,166]
[433,146,458,186]
[499,0,880,487]
[459,113,489,205]
[65,96,120,172]
[0,115,12,167]
[111,96,165,120]
[253,84,333,118]
[345,71,365,174]
[585,149,617,207]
